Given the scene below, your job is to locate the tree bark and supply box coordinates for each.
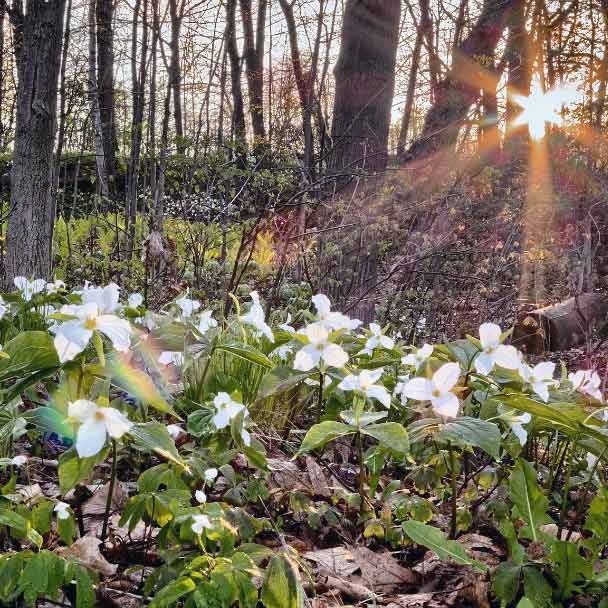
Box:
[169,0,185,154]
[5,0,67,283]
[96,0,117,191]
[239,0,267,142]
[405,0,518,162]
[397,26,423,158]
[328,0,401,173]
[126,0,149,260]
[88,0,108,197]
[225,0,246,143]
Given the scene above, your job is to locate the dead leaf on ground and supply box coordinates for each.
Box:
[457,533,504,567]
[351,545,418,593]
[385,593,436,607]
[80,481,127,516]
[55,536,117,576]
[303,546,359,577]
[267,458,311,495]
[305,456,331,497]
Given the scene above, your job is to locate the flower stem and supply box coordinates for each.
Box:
[100,440,117,542]
[317,371,324,419]
[356,431,367,514]
[448,443,458,539]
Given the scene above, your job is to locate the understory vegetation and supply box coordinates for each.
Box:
[0,280,606,607]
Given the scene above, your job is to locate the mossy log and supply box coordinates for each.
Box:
[512,293,608,354]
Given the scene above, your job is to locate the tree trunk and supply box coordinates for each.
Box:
[6,0,66,283]
[505,0,530,146]
[225,0,246,144]
[405,0,518,162]
[397,26,423,158]
[239,0,267,142]
[169,0,185,154]
[126,0,149,260]
[96,0,117,191]
[328,0,401,173]
[88,0,108,197]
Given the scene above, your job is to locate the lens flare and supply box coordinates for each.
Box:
[512,83,580,140]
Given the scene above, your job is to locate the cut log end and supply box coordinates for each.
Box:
[512,293,608,354]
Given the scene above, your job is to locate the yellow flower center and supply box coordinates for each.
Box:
[432,388,441,398]
[84,318,97,330]
[94,410,105,422]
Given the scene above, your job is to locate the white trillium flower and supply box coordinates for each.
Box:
[128,293,144,308]
[82,282,121,314]
[191,513,212,534]
[10,455,28,467]
[14,277,46,301]
[338,368,391,408]
[198,310,218,334]
[241,427,252,446]
[46,279,66,293]
[293,323,348,371]
[586,453,598,469]
[195,490,207,504]
[569,370,603,402]
[167,424,186,441]
[271,343,294,361]
[402,344,434,370]
[394,374,411,404]
[401,362,462,418]
[0,296,7,320]
[212,392,245,429]
[360,323,395,356]
[311,294,361,332]
[52,302,132,363]
[159,351,184,367]
[519,361,556,402]
[176,294,200,318]
[54,502,71,520]
[204,468,218,482]
[240,291,274,342]
[278,313,296,334]
[68,399,133,458]
[510,413,532,446]
[474,323,521,375]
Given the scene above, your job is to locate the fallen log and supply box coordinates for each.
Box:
[512,293,608,354]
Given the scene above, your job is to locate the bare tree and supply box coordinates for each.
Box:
[96,0,117,191]
[4,0,67,283]
[240,0,267,142]
[328,0,402,173]
[225,0,246,143]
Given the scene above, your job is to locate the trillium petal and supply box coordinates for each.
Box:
[401,353,417,367]
[129,293,144,308]
[369,323,381,336]
[312,294,331,316]
[294,345,320,371]
[103,408,132,439]
[431,392,460,418]
[366,385,391,408]
[75,418,108,458]
[433,362,461,392]
[364,368,384,384]
[418,344,434,360]
[474,352,494,375]
[379,335,395,350]
[534,361,555,381]
[512,422,528,446]
[321,343,348,368]
[13,277,28,292]
[303,322,329,344]
[402,377,433,401]
[96,316,132,351]
[532,381,550,402]
[479,322,501,349]
[68,399,98,422]
[338,374,360,391]
[494,345,520,370]
[212,409,231,429]
[54,322,93,363]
